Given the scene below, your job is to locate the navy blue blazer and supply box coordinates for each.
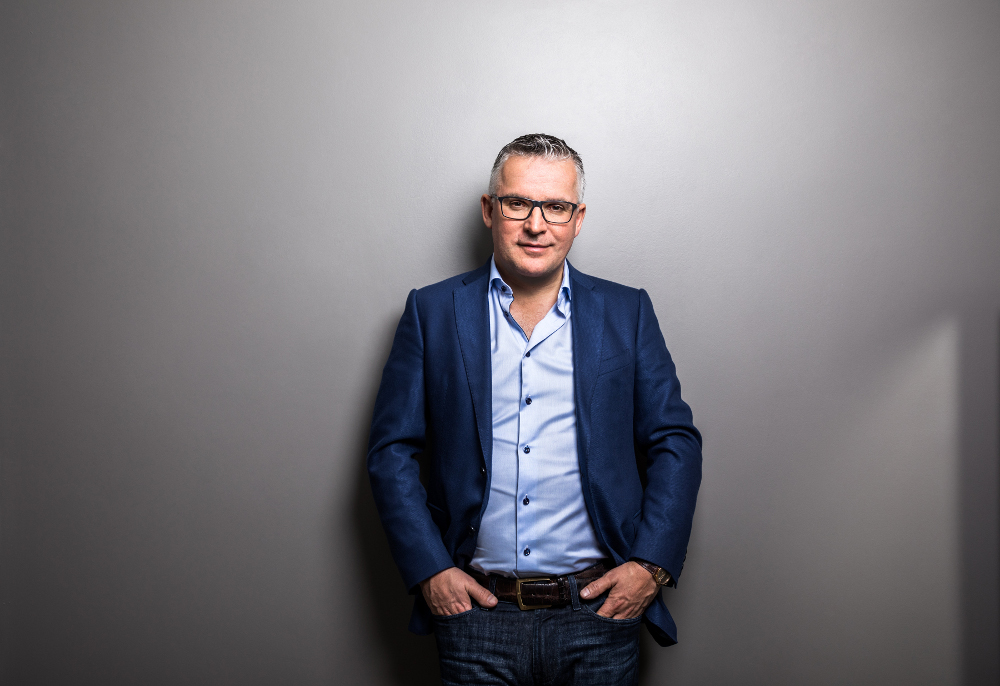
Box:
[367,261,702,646]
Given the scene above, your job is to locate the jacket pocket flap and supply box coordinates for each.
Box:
[598,349,632,375]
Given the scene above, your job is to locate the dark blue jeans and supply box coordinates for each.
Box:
[431,582,641,686]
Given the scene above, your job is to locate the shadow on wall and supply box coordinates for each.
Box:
[347,208,489,685]
[349,312,440,686]
[467,199,494,268]
[957,309,1000,684]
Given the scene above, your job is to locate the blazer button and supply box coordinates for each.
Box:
[480,466,486,475]
[470,525,476,534]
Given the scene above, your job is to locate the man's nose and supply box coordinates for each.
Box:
[524,207,547,233]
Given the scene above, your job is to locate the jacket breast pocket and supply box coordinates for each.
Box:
[597,349,632,376]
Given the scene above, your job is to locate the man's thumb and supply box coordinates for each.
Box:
[579,575,609,599]
[468,580,498,607]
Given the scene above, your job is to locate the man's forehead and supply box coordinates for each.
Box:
[498,156,579,200]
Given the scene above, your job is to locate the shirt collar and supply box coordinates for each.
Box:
[489,256,507,295]
[490,256,572,315]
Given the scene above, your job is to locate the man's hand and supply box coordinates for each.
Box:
[579,561,658,619]
[419,567,498,616]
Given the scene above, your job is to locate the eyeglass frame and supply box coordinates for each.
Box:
[490,195,580,225]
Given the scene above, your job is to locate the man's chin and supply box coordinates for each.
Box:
[511,260,561,281]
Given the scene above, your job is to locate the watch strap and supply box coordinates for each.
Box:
[633,559,671,586]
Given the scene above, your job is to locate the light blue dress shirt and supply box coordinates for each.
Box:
[470,257,606,578]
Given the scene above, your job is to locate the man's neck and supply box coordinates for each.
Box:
[494,259,565,306]
[494,259,566,340]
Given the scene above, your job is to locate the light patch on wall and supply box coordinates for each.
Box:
[659,317,965,686]
[781,318,962,683]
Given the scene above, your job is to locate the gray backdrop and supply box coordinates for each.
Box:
[2,1,998,684]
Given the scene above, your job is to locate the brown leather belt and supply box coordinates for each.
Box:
[467,561,612,610]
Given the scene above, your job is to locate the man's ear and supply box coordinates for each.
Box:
[481,194,495,229]
[573,203,586,237]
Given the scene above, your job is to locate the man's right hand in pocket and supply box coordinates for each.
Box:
[420,567,498,616]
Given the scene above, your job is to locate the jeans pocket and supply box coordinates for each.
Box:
[581,595,643,625]
[431,606,479,621]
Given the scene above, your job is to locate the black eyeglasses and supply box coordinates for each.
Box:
[492,195,579,224]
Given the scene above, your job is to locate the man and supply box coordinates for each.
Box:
[368,134,701,685]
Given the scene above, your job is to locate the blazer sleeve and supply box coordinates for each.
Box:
[367,289,455,591]
[629,288,703,584]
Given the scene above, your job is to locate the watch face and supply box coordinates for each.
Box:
[654,569,669,585]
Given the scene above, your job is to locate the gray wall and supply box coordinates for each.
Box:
[2,1,998,684]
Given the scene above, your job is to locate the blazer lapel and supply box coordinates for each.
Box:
[454,264,492,469]
[570,263,604,459]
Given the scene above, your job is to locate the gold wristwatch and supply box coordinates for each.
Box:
[633,559,672,586]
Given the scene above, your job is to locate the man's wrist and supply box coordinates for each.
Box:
[630,558,672,586]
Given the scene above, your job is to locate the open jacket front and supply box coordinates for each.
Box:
[367,261,703,646]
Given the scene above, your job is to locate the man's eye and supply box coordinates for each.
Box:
[508,200,526,209]
[547,204,567,212]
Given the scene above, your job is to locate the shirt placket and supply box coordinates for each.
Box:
[515,337,536,573]
[497,286,529,573]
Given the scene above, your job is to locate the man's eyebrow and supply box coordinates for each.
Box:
[507,194,575,203]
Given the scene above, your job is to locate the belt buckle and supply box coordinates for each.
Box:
[515,576,553,610]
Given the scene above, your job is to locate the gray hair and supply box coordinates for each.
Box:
[487,133,585,202]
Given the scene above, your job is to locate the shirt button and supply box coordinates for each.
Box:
[525,397,532,405]
[523,496,529,505]
[523,446,530,454]
[525,351,531,357]
[523,548,530,556]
